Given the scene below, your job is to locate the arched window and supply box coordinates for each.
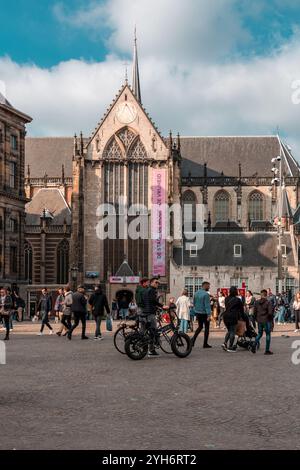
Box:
[128,138,147,159]
[249,191,264,221]
[215,191,230,222]
[103,137,123,159]
[57,239,69,284]
[24,242,33,283]
[182,190,197,223]
[117,127,136,150]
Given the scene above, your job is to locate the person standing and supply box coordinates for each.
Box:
[68,286,88,340]
[293,292,300,333]
[191,281,212,349]
[141,277,163,357]
[88,286,110,340]
[135,278,149,316]
[37,288,54,335]
[253,289,274,355]
[14,292,25,322]
[245,290,256,328]
[176,290,190,334]
[0,287,13,340]
[111,298,118,320]
[217,291,226,328]
[118,296,129,320]
[222,286,245,352]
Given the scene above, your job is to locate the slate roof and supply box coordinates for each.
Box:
[173,232,296,267]
[25,135,300,179]
[26,188,71,225]
[180,136,300,177]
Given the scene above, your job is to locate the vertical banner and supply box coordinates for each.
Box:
[151,169,167,277]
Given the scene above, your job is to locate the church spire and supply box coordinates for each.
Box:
[132,27,141,103]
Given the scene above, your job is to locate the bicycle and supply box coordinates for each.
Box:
[113,317,139,354]
[124,308,192,360]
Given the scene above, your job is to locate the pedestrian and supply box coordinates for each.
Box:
[56,285,73,337]
[37,288,54,335]
[0,287,13,340]
[274,294,286,325]
[118,296,129,320]
[245,290,256,328]
[111,298,119,320]
[14,292,25,322]
[189,300,195,332]
[128,299,138,317]
[253,289,274,355]
[135,278,149,316]
[176,289,190,333]
[293,292,300,333]
[54,288,65,324]
[191,281,212,349]
[217,291,226,328]
[88,285,110,340]
[141,277,163,357]
[68,286,89,340]
[222,286,245,352]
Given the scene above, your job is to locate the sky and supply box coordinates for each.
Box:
[0,0,300,157]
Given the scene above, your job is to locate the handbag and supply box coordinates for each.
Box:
[106,314,113,332]
[236,320,246,336]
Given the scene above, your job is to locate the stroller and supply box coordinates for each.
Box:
[236,323,257,352]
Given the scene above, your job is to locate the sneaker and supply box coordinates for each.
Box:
[56,332,62,337]
[81,336,89,340]
[264,351,274,355]
[148,351,160,357]
[94,336,103,340]
[49,330,54,335]
[294,330,299,333]
[221,343,227,351]
[251,343,257,354]
[4,336,9,341]
[37,332,44,336]
[203,344,212,349]
[226,348,237,353]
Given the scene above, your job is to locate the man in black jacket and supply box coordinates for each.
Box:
[37,288,54,336]
[253,289,274,355]
[68,286,89,340]
[141,277,163,357]
[88,286,110,340]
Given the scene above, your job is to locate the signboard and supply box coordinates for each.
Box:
[109,276,140,284]
[151,168,166,277]
[85,272,99,279]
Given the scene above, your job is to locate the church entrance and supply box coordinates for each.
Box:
[116,289,134,307]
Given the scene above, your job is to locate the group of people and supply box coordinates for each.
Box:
[0,286,26,341]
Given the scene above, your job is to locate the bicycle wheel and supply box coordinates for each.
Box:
[125,333,148,361]
[159,331,174,354]
[113,326,128,354]
[171,332,192,358]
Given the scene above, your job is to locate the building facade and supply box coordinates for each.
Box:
[0,92,31,294]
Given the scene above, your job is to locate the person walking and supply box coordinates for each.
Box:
[14,292,25,322]
[292,292,300,333]
[111,298,118,320]
[141,277,163,357]
[54,288,65,324]
[253,289,274,355]
[37,288,54,335]
[88,286,110,340]
[191,281,212,349]
[176,289,190,334]
[135,278,149,316]
[222,286,245,352]
[118,296,129,320]
[0,287,13,340]
[274,294,286,325]
[56,285,73,337]
[68,286,88,340]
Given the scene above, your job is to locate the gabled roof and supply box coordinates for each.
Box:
[115,259,135,277]
[0,92,32,122]
[0,91,12,108]
[26,188,71,225]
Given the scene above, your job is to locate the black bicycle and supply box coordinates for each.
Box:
[113,317,139,354]
[124,308,192,360]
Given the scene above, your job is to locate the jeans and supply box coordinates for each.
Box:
[218,308,225,327]
[295,310,300,330]
[95,316,102,337]
[69,312,86,338]
[1,315,10,338]
[224,323,236,348]
[40,312,53,332]
[119,308,128,320]
[275,306,285,323]
[179,319,189,334]
[58,314,72,333]
[255,322,272,352]
[140,314,158,352]
[192,314,210,346]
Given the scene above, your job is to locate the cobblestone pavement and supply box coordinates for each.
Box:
[1,321,300,450]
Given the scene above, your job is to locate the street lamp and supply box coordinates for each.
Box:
[271,149,283,294]
[70,266,78,291]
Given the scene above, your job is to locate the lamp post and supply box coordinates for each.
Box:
[271,148,283,294]
[70,266,78,292]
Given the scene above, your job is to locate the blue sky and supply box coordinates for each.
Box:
[0,0,299,158]
[1,0,299,67]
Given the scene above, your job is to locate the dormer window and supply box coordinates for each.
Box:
[234,244,242,257]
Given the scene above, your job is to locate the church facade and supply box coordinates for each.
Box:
[23,38,300,306]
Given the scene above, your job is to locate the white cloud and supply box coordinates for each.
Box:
[1,0,300,160]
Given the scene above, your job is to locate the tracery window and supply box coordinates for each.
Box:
[117,128,136,149]
[103,138,123,159]
[215,191,230,222]
[249,191,264,221]
[57,239,69,284]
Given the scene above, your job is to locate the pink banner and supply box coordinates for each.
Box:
[151,169,167,277]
